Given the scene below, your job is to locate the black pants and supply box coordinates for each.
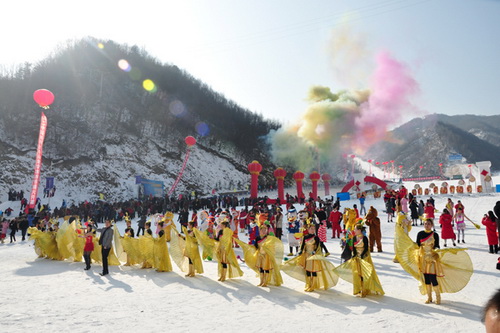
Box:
[423,273,438,286]
[320,242,329,254]
[137,227,145,236]
[276,228,282,239]
[21,228,28,241]
[10,232,16,242]
[102,248,111,274]
[84,252,92,269]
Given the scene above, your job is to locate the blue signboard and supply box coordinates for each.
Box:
[336,192,350,201]
[448,154,463,161]
[140,178,164,197]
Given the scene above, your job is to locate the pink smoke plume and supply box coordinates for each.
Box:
[354,51,420,151]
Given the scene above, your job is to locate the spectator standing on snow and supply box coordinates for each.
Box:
[137,215,146,236]
[482,211,499,254]
[493,201,500,247]
[418,200,425,225]
[359,194,366,216]
[0,219,9,243]
[9,218,18,243]
[409,197,419,226]
[19,215,29,241]
[98,219,113,276]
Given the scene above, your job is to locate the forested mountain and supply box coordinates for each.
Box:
[0,38,280,201]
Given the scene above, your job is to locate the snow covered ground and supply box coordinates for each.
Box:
[1,181,499,332]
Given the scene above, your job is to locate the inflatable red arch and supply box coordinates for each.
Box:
[341,176,388,193]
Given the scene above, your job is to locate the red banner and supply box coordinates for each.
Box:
[167,148,191,196]
[28,112,48,209]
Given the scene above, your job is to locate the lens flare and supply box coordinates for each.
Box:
[118,59,131,72]
[169,100,186,117]
[196,122,210,136]
[97,43,104,49]
[143,79,156,92]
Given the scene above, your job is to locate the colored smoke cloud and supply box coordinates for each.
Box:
[270,44,422,173]
[354,51,420,150]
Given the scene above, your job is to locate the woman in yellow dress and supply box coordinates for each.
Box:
[334,224,384,297]
[283,223,338,292]
[153,221,173,272]
[170,221,204,277]
[195,221,243,282]
[29,225,60,260]
[393,212,412,263]
[122,222,141,266]
[236,223,284,287]
[395,218,473,305]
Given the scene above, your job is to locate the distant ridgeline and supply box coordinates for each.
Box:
[367,114,500,177]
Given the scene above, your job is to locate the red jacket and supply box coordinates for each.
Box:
[482,216,498,245]
[424,205,435,219]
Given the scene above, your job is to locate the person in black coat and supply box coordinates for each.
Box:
[98,220,113,276]
[409,198,419,226]
[9,219,18,243]
[19,215,29,241]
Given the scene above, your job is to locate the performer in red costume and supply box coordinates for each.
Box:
[328,206,343,239]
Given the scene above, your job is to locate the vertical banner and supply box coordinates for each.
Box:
[45,177,54,189]
[28,112,48,209]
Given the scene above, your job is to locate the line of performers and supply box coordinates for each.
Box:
[28,209,474,303]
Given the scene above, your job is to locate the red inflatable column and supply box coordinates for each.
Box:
[309,171,321,200]
[321,173,331,196]
[273,167,287,203]
[293,171,305,201]
[247,161,262,199]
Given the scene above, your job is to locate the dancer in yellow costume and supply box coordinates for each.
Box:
[122,224,141,266]
[393,212,412,263]
[170,222,204,277]
[73,221,85,262]
[235,224,284,287]
[163,212,175,242]
[195,221,243,282]
[56,220,76,260]
[29,224,61,260]
[153,221,173,272]
[334,224,384,297]
[283,223,338,292]
[136,222,155,268]
[395,219,473,305]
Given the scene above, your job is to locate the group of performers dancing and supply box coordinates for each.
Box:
[27,204,474,304]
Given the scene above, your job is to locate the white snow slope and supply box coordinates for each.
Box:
[1,182,499,332]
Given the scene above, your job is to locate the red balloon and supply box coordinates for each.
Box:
[185,136,196,146]
[33,89,55,107]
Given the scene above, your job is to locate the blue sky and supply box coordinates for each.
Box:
[1,0,499,125]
